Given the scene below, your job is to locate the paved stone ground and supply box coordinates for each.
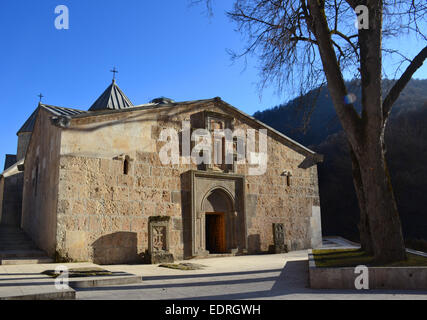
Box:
[0,262,143,299]
[0,262,90,299]
[76,249,427,300]
[1,237,426,300]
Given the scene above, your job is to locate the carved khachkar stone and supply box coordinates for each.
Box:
[152,226,167,251]
[148,216,174,264]
[273,223,288,253]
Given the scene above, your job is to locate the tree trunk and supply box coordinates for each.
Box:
[356,138,406,263]
[306,0,407,263]
[349,146,373,255]
[355,0,406,263]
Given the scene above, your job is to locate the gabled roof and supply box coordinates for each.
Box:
[15,93,320,159]
[17,108,38,134]
[43,104,87,117]
[17,104,87,135]
[217,98,319,157]
[67,97,320,157]
[17,81,132,133]
[4,154,17,171]
[88,80,133,111]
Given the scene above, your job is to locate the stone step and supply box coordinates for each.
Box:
[0,231,28,234]
[0,244,33,248]
[0,246,38,251]
[0,241,35,245]
[0,242,32,246]
[0,257,54,265]
[0,237,33,241]
[68,273,143,288]
[0,241,34,247]
[0,227,23,232]
[0,241,30,244]
[0,228,53,265]
[0,237,31,242]
[0,288,75,300]
[0,233,29,237]
[0,250,48,259]
[0,237,33,242]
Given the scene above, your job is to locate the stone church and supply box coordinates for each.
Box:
[0,79,323,264]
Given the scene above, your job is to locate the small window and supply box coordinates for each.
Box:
[283,170,292,187]
[123,158,129,175]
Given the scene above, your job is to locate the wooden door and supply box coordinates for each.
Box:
[206,212,226,253]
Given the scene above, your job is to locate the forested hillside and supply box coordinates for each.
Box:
[254,79,427,243]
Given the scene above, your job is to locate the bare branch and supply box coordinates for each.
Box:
[307,0,362,147]
[330,29,359,59]
[189,0,214,16]
[383,45,427,123]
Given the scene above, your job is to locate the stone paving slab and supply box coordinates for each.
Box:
[0,266,75,300]
[1,237,426,300]
[0,262,141,299]
[77,251,427,300]
[1,288,75,300]
[68,272,142,288]
[1,258,54,265]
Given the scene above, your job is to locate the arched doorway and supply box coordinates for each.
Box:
[189,170,246,258]
[205,213,226,253]
[202,188,234,254]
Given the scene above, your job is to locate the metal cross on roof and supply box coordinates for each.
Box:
[110,67,119,81]
[37,93,44,103]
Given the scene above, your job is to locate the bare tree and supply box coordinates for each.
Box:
[194,0,427,262]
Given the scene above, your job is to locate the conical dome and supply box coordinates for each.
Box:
[89,80,133,111]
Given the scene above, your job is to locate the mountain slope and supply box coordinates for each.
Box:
[254,79,427,241]
[254,79,427,147]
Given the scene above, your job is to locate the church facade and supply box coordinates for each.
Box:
[1,81,323,264]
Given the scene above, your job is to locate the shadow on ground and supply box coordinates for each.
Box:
[75,260,427,299]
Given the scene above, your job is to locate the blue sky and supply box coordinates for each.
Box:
[0,0,426,169]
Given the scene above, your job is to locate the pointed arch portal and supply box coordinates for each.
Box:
[189,170,247,257]
[202,188,234,253]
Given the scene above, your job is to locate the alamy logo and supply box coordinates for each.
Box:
[54,265,69,290]
[55,5,69,30]
[354,5,369,30]
[158,121,268,176]
[354,265,369,289]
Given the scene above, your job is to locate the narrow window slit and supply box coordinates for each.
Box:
[123,158,129,175]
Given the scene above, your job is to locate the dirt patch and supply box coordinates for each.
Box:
[42,267,113,278]
[159,263,207,270]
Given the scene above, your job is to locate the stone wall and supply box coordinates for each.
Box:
[52,100,321,263]
[21,108,62,256]
[230,115,321,252]
[0,177,3,224]
[56,153,194,263]
[0,172,23,227]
